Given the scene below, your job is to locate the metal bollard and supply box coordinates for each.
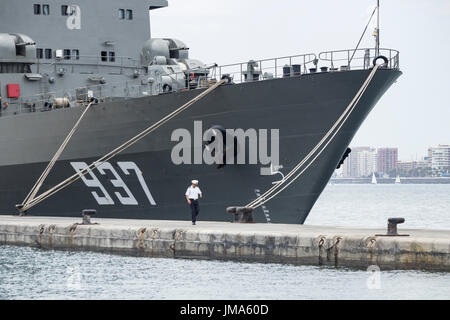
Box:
[387,218,405,235]
[376,217,409,237]
[226,207,254,223]
[81,209,97,225]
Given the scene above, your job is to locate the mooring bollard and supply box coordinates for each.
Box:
[226,207,255,223]
[81,209,97,225]
[387,218,405,235]
[376,217,409,237]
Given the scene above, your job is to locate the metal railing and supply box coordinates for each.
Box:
[0,48,400,118]
[0,81,152,117]
[318,48,400,71]
[213,53,318,84]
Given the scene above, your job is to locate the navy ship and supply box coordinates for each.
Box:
[0,0,401,223]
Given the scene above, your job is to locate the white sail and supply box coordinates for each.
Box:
[371,172,377,184]
[395,174,401,184]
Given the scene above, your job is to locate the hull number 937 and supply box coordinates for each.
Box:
[70,161,156,206]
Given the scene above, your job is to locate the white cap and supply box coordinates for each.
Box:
[191,180,199,185]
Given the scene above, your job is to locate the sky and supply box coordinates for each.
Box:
[151,0,450,161]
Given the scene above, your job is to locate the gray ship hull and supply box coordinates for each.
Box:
[0,69,401,223]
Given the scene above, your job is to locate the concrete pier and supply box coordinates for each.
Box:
[1,215,449,271]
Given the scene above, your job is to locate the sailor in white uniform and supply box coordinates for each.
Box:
[185,180,202,225]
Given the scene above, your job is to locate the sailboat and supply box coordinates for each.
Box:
[371,172,378,184]
[395,174,401,184]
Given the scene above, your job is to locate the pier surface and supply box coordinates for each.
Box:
[1,216,449,271]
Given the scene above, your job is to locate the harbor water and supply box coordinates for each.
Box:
[1,184,449,300]
[307,183,450,229]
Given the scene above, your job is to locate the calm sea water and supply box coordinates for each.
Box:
[307,183,450,229]
[1,184,449,300]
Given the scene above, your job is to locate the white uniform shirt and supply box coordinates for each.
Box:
[185,186,202,200]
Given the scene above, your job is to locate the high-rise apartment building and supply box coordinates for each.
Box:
[377,148,398,174]
[342,147,377,177]
[430,145,450,175]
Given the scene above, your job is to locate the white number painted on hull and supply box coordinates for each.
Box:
[70,161,156,206]
[70,162,114,205]
[97,162,138,205]
[117,162,156,205]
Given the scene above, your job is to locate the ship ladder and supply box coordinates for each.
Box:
[19,79,227,213]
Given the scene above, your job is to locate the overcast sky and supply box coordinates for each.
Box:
[151,0,450,161]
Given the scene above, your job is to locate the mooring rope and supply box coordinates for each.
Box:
[246,64,381,209]
[21,102,94,209]
[20,80,226,213]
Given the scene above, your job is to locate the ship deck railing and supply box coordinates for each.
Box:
[318,48,400,71]
[213,53,318,84]
[0,48,400,118]
[209,47,399,84]
[0,80,151,117]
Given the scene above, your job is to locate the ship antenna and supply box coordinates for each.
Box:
[348,2,378,65]
[375,0,380,56]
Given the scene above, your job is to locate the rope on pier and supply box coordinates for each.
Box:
[246,64,381,209]
[20,102,95,210]
[20,79,227,213]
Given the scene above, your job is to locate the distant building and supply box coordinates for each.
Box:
[377,148,398,175]
[430,145,450,175]
[342,145,450,177]
[357,149,378,177]
[342,147,377,177]
[397,161,430,176]
[427,147,433,166]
